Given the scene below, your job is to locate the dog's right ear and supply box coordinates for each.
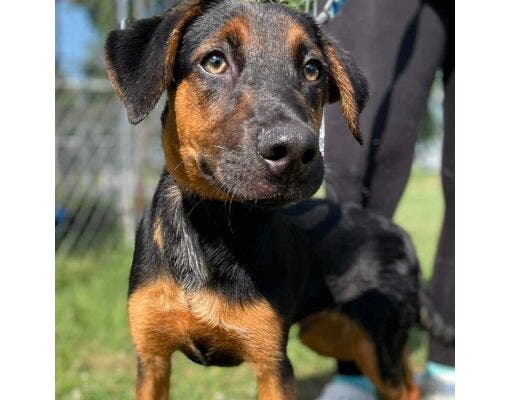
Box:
[104,0,203,124]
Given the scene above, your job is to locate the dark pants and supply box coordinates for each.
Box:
[322,0,454,367]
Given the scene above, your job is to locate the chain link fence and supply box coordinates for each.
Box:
[56,83,169,257]
[56,0,169,258]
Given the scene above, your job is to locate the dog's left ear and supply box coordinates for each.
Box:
[104,0,203,124]
[322,39,368,145]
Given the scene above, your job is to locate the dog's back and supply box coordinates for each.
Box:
[285,199,453,396]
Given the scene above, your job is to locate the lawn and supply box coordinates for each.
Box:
[56,168,444,400]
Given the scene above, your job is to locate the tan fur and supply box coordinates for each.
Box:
[402,350,421,400]
[323,43,363,144]
[162,78,257,201]
[135,355,172,400]
[255,363,297,400]
[159,14,256,202]
[162,84,230,201]
[165,3,203,82]
[195,14,250,57]
[129,277,290,399]
[299,312,419,400]
[153,217,164,251]
[287,23,308,56]
[220,15,250,44]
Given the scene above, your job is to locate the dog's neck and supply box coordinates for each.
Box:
[152,172,278,295]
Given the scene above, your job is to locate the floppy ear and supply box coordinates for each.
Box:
[104,0,202,124]
[323,39,368,145]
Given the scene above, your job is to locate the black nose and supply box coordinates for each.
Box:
[258,123,319,178]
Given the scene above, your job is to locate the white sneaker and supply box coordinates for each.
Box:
[418,362,455,400]
[315,375,377,400]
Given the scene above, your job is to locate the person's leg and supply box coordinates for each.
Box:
[324,0,446,218]
[418,69,455,400]
[428,70,454,366]
[428,0,455,367]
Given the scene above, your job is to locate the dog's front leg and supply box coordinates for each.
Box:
[135,353,172,400]
[254,356,296,400]
[128,281,178,400]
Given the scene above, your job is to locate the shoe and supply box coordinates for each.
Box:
[315,374,377,400]
[418,362,455,400]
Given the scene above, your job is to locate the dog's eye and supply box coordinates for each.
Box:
[303,60,322,82]
[202,53,229,75]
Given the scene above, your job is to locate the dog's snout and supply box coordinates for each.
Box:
[258,123,319,178]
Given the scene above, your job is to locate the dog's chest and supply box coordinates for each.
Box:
[128,277,284,366]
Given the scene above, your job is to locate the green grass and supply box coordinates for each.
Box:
[56,168,443,400]
[394,169,444,280]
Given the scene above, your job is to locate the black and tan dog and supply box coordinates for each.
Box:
[105,0,453,399]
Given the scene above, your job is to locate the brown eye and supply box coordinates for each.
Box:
[202,53,228,74]
[303,60,321,81]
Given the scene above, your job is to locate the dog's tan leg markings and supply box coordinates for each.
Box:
[300,312,417,400]
[254,362,296,400]
[354,339,408,400]
[129,277,293,399]
[136,355,171,400]
[128,278,186,400]
[403,352,421,400]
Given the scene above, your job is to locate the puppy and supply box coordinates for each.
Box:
[104,1,453,399]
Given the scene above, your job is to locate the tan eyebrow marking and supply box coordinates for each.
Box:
[193,14,250,62]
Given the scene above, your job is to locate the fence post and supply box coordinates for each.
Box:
[133,0,148,18]
[116,0,129,28]
[133,0,150,223]
[116,0,136,243]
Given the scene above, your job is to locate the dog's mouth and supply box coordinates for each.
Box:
[198,157,323,204]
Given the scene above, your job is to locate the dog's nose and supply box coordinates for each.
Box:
[258,123,319,178]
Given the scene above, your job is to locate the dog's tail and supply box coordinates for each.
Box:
[418,288,455,346]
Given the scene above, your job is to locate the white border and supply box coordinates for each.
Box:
[456,0,510,398]
[2,0,510,397]
[0,1,54,398]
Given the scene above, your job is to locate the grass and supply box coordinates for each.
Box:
[56,168,444,400]
[394,169,444,280]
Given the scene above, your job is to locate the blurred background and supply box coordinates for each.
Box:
[55,0,445,399]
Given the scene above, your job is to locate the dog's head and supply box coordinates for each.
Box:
[105,0,368,204]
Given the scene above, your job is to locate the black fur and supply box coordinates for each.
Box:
[130,172,452,379]
[105,2,198,124]
[105,0,453,394]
